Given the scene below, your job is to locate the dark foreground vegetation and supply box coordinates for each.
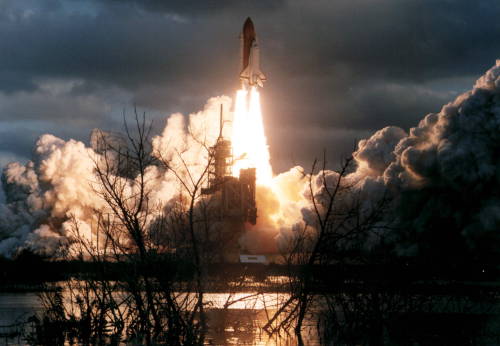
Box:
[1,253,500,345]
[1,271,499,345]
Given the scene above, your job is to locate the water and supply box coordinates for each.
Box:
[0,293,41,345]
[1,288,499,345]
[0,291,319,345]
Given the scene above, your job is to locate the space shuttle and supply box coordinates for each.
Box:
[240,18,266,88]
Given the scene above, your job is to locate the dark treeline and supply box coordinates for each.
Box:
[1,251,499,289]
[1,258,499,285]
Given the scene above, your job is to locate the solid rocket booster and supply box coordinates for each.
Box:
[240,17,266,88]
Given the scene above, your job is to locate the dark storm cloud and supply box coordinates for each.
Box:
[264,0,500,81]
[269,126,372,173]
[109,0,287,16]
[0,0,499,171]
[0,0,283,95]
[0,129,37,159]
[3,0,498,93]
[0,6,190,91]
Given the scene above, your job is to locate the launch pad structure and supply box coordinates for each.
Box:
[201,105,257,226]
[200,16,264,227]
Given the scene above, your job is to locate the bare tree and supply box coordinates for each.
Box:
[30,111,221,345]
[263,153,390,344]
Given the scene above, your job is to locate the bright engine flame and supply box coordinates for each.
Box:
[232,87,273,186]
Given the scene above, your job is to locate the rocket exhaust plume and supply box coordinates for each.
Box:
[232,87,273,186]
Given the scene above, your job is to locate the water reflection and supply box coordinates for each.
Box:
[0,290,319,345]
[202,293,318,345]
[0,287,498,345]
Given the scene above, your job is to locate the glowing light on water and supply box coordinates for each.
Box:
[232,87,273,186]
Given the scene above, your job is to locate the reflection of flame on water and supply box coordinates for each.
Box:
[232,87,273,186]
[36,282,315,345]
[205,292,290,310]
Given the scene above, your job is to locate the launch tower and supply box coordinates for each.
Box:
[202,105,257,225]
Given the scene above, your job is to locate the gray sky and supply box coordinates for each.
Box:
[0,0,499,172]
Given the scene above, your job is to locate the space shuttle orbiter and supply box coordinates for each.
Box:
[240,17,266,88]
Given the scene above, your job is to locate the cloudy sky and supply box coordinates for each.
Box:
[0,0,499,173]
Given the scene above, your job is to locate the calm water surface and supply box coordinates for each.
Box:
[0,292,320,345]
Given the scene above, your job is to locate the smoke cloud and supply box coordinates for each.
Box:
[352,59,500,257]
[1,61,499,259]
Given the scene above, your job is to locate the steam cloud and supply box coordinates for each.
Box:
[1,61,499,259]
[352,59,500,257]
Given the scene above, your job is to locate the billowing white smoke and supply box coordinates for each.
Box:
[0,96,232,258]
[350,60,500,256]
[0,135,104,257]
[1,61,499,259]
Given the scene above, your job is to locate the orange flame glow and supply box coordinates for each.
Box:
[231,87,273,186]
